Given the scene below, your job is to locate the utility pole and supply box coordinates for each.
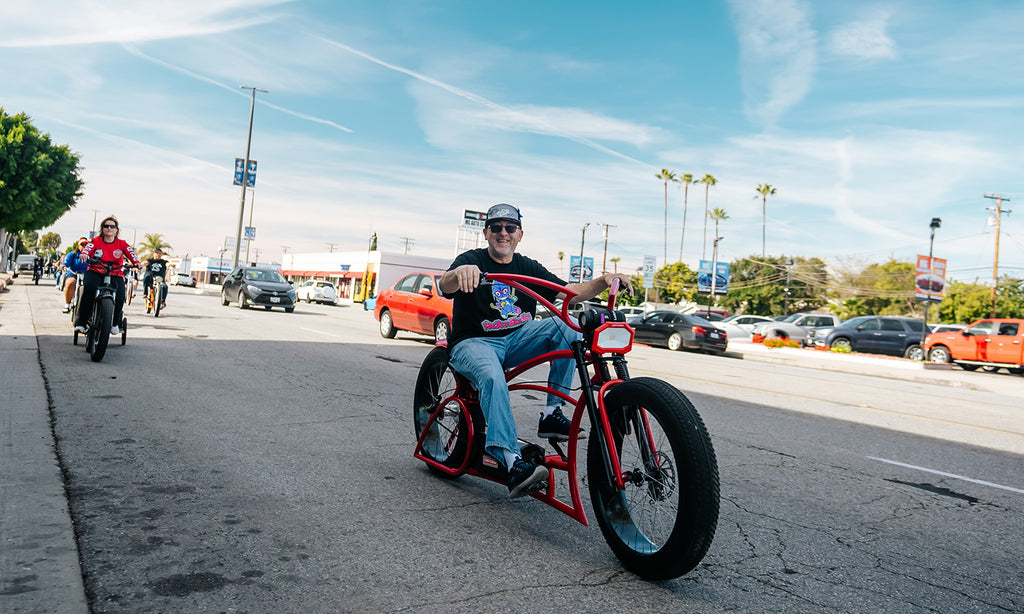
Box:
[399,237,414,254]
[325,242,338,253]
[984,193,1011,317]
[922,217,941,336]
[599,223,616,275]
[232,86,267,271]
[784,258,794,316]
[578,223,591,283]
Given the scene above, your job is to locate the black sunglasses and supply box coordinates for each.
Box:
[102,224,118,229]
[487,223,520,234]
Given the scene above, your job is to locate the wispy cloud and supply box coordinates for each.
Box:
[0,0,293,48]
[123,44,354,133]
[728,0,818,128]
[316,36,654,165]
[828,13,897,60]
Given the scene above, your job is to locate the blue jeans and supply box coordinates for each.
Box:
[448,316,581,466]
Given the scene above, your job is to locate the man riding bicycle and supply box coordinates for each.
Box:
[61,237,90,313]
[438,203,632,498]
[142,248,169,309]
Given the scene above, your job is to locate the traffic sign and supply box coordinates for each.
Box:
[643,255,656,289]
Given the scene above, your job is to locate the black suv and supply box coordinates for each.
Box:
[811,315,930,359]
[221,267,296,312]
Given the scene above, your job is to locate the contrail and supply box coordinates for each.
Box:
[317,36,649,166]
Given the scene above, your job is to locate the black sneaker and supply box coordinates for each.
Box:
[507,458,548,499]
[538,407,585,441]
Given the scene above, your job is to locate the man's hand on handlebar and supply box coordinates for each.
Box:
[444,264,484,294]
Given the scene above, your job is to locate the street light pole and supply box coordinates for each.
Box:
[922,217,941,332]
[232,86,267,271]
[707,235,723,318]
[784,258,794,316]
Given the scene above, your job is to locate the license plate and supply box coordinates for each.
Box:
[270,296,280,303]
[710,333,721,339]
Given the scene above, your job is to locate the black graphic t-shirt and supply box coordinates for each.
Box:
[144,258,168,277]
[444,249,566,348]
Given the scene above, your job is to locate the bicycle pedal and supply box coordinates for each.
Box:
[519,442,545,465]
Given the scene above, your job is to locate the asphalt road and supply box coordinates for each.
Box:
[10,282,1024,613]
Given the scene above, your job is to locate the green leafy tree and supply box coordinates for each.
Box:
[937,277,1024,322]
[836,259,916,318]
[137,233,173,260]
[754,184,776,258]
[720,255,829,315]
[696,174,717,260]
[0,110,83,232]
[655,262,697,304]
[655,168,678,264]
[39,231,61,251]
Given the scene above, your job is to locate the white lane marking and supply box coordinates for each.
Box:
[300,327,343,338]
[868,456,1024,495]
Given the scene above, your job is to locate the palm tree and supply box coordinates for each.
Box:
[655,168,678,264]
[557,251,565,276]
[755,184,776,258]
[137,233,172,260]
[696,174,718,261]
[610,256,621,273]
[677,172,693,262]
[709,207,730,241]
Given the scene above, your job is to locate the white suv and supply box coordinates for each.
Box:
[295,280,338,305]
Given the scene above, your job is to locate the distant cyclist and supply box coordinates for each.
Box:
[74,216,142,335]
[61,237,90,313]
[142,248,169,309]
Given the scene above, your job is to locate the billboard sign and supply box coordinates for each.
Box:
[463,210,487,229]
[697,260,730,295]
[569,255,594,282]
[915,254,947,302]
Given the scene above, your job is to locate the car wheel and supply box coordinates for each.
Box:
[264,306,272,310]
[830,337,852,351]
[927,346,950,363]
[960,364,979,371]
[767,329,789,340]
[285,307,294,313]
[667,332,683,351]
[904,344,924,361]
[981,366,999,373]
[434,316,450,343]
[379,309,397,338]
[237,290,248,309]
[221,290,230,306]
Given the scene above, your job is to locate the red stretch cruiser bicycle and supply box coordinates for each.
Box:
[413,273,719,580]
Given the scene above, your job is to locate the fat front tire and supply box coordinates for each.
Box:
[90,297,114,362]
[379,309,397,338]
[588,377,719,580]
[413,346,478,477]
[667,332,683,351]
[153,292,161,317]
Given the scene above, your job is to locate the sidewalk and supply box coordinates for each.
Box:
[0,279,88,613]
[726,340,1024,395]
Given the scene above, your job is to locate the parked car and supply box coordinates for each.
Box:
[374,271,453,343]
[629,310,728,353]
[175,273,197,287]
[751,312,842,344]
[717,314,774,340]
[809,315,929,359]
[294,280,338,304]
[15,254,35,272]
[924,319,1024,373]
[617,306,645,318]
[220,267,296,312]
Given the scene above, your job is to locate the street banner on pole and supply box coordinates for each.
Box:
[697,260,730,295]
[569,255,594,281]
[233,158,258,187]
[915,254,947,302]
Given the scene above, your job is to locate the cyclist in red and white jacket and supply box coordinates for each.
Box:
[74,215,142,335]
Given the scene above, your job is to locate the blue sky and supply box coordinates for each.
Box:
[2,0,1023,282]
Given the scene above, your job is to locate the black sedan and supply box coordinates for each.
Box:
[628,310,728,353]
[220,267,296,312]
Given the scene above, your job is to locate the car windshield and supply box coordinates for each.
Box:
[245,269,286,283]
[839,317,868,328]
[777,314,801,323]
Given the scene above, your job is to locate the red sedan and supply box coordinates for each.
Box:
[374,271,454,343]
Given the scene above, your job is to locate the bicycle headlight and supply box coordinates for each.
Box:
[591,322,634,354]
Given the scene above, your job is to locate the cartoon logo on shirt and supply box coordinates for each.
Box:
[482,282,531,331]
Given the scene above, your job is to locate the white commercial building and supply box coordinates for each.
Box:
[279,250,451,302]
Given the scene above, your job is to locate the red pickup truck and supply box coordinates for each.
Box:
[923,319,1024,373]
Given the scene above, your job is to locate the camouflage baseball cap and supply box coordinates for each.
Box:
[485,203,522,225]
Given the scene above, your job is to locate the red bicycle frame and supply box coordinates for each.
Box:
[413,273,641,525]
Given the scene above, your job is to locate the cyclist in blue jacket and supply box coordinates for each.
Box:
[61,237,90,313]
